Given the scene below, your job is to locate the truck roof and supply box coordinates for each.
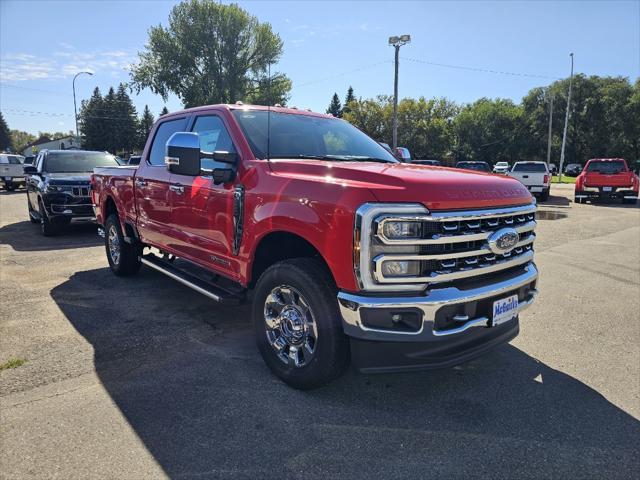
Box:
[164,103,335,120]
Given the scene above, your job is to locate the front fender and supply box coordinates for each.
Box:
[241,184,375,292]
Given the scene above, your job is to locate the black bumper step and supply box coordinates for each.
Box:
[140,254,244,305]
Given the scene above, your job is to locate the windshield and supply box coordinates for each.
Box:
[232,110,398,163]
[512,163,547,172]
[586,161,626,174]
[43,152,119,173]
[495,162,509,167]
[457,162,490,172]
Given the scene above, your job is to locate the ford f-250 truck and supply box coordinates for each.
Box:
[91,104,539,389]
[574,158,639,204]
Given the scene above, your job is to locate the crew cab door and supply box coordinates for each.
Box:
[135,116,188,247]
[168,114,240,279]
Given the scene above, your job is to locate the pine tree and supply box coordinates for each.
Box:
[160,106,169,116]
[0,112,12,151]
[79,87,105,151]
[326,93,342,118]
[115,83,138,154]
[102,87,119,153]
[343,86,355,116]
[138,105,155,150]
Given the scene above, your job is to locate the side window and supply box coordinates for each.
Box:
[191,116,236,171]
[35,154,44,171]
[149,117,188,166]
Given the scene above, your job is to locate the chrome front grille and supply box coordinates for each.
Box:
[372,203,537,285]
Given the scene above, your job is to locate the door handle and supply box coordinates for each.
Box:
[135,178,147,187]
[169,184,184,194]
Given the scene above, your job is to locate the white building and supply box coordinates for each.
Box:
[22,136,80,156]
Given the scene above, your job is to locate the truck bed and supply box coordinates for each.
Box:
[91,165,138,227]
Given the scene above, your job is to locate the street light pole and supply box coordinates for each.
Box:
[546,93,553,168]
[558,53,574,183]
[73,71,93,145]
[388,34,411,150]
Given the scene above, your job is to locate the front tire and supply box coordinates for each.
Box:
[28,199,39,223]
[105,214,141,276]
[39,200,57,236]
[253,258,349,390]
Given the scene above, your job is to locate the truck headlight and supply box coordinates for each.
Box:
[46,185,62,193]
[354,203,429,292]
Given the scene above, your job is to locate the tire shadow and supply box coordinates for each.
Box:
[0,220,101,251]
[49,267,640,479]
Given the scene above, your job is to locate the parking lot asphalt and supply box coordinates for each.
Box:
[1,184,639,479]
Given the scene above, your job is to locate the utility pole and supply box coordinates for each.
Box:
[388,34,411,150]
[559,53,574,183]
[73,71,93,145]
[546,94,553,169]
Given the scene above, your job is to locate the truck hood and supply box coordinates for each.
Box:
[268,160,532,210]
[44,172,91,185]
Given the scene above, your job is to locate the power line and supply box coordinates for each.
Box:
[292,60,393,89]
[401,56,561,80]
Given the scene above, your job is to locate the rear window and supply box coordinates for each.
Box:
[43,152,119,173]
[0,155,23,164]
[586,161,626,174]
[512,163,547,172]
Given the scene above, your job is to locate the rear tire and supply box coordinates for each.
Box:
[540,188,550,202]
[253,258,349,390]
[5,184,16,192]
[105,214,141,276]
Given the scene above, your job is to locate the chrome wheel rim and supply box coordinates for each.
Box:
[108,225,121,265]
[264,285,317,367]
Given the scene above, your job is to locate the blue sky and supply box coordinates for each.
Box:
[1,0,638,135]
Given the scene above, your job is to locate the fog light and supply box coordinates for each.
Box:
[382,221,421,239]
[381,260,420,277]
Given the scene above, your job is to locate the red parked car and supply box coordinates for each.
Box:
[575,158,639,204]
[91,104,539,389]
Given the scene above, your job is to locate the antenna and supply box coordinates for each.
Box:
[266,62,271,162]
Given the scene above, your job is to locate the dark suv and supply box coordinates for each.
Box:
[24,150,120,236]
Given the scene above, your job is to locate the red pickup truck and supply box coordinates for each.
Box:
[575,158,639,204]
[91,104,539,389]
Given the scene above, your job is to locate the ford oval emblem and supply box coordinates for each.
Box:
[488,228,520,254]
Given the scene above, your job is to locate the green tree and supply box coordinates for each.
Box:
[9,130,36,153]
[138,105,155,149]
[343,95,392,143]
[160,106,169,116]
[79,87,106,150]
[343,86,355,116]
[0,112,12,151]
[454,98,524,163]
[131,0,290,107]
[326,93,342,117]
[114,83,138,153]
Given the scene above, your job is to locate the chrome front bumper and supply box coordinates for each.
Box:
[338,263,538,342]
